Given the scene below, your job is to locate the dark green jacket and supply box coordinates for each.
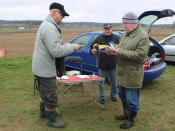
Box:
[117,26,150,88]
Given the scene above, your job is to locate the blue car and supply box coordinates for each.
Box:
[65,9,175,83]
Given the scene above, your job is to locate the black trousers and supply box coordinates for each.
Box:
[36,75,58,110]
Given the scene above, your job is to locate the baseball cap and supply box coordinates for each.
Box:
[103,23,112,29]
[49,2,69,16]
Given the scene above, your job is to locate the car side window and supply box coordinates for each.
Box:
[92,35,100,42]
[70,34,91,48]
[164,36,175,45]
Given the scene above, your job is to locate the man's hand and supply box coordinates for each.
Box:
[73,44,81,51]
[111,48,119,56]
[92,49,98,55]
[105,50,112,55]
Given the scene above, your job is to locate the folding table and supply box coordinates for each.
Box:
[57,75,105,115]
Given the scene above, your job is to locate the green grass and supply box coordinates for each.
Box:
[0,57,175,131]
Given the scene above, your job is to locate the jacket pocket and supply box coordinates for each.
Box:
[40,88,58,102]
[124,68,143,87]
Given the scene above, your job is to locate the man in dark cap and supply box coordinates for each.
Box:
[110,12,150,129]
[90,23,120,104]
[32,2,81,128]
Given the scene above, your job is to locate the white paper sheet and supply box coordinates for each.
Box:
[76,75,90,78]
[60,76,69,79]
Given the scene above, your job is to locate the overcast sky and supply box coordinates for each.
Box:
[0,0,175,24]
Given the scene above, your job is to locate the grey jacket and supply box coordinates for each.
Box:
[117,26,150,88]
[32,15,75,77]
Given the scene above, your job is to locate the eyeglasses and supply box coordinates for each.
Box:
[56,10,64,16]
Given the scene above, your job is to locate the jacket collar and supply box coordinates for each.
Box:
[45,15,60,29]
[126,25,141,38]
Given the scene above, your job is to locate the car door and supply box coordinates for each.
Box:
[161,35,175,62]
[85,33,101,74]
[66,33,98,73]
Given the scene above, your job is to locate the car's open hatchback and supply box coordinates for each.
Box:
[139,9,175,81]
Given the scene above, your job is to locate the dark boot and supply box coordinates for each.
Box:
[115,101,128,120]
[120,110,137,129]
[45,110,65,128]
[39,102,46,118]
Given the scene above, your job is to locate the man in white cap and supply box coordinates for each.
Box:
[32,2,81,128]
[110,12,150,129]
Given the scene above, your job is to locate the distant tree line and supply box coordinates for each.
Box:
[0,20,43,25]
[0,20,174,29]
[0,20,121,27]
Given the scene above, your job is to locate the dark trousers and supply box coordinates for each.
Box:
[36,76,58,110]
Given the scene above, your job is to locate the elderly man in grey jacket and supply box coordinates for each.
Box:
[32,2,81,128]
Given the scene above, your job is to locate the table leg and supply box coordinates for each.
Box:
[57,82,74,115]
[57,80,106,115]
[92,81,106,109]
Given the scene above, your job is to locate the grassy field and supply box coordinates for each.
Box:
[0,56,175,131]
[0,28,175,131]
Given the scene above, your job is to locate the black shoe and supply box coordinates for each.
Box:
[111,97,117,102]
[120,121,134,129]
[120,110,137,129]
[115,114,128,121]
[100,99,105,104]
